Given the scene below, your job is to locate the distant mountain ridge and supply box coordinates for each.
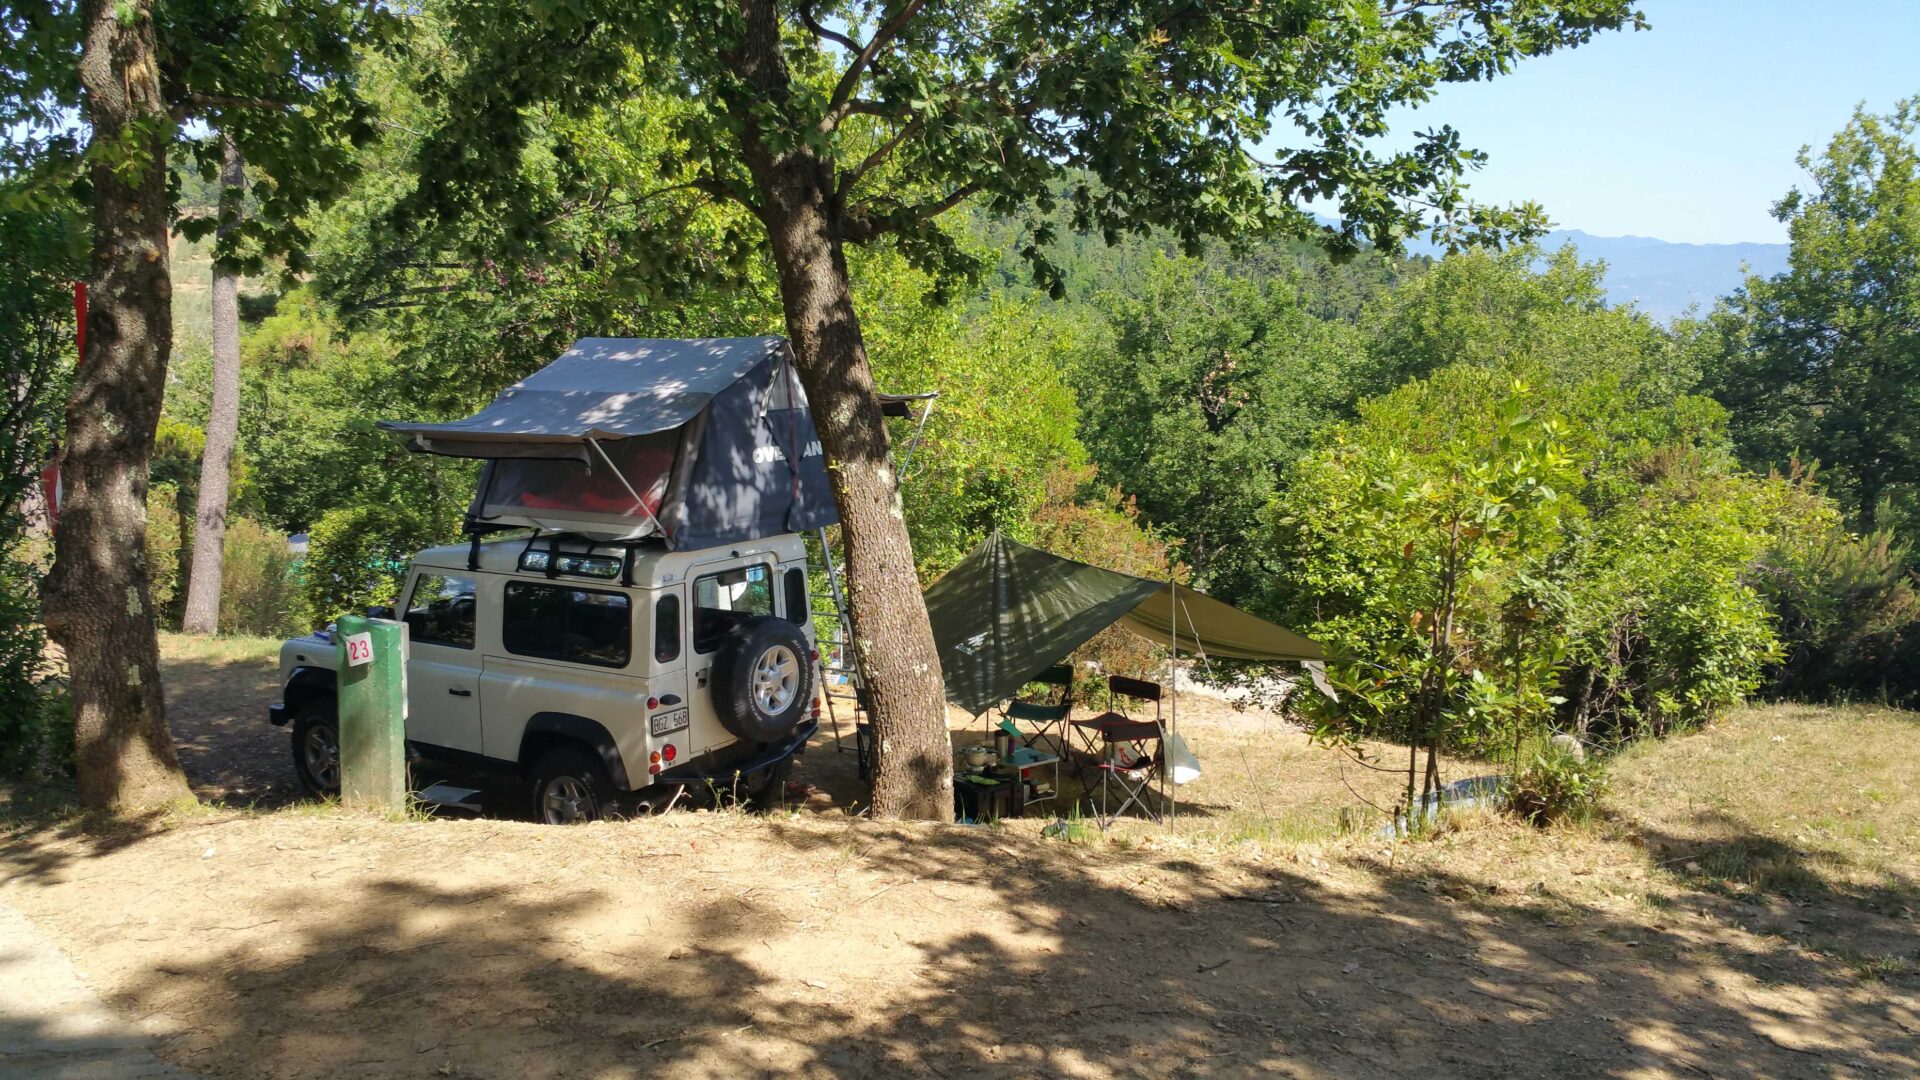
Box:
[1533,229,1790,321]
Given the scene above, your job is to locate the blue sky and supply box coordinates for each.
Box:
[1325,1,1920,245]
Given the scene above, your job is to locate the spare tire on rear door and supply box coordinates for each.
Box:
[710,615,815,743]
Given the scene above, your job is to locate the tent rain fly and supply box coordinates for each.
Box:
[924,532,1326,717]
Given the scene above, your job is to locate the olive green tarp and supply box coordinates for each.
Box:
[924,532,1325,717]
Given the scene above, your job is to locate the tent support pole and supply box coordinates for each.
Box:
[586,437,672,544]
[898,397,936,484]
[1168,578,1177,829]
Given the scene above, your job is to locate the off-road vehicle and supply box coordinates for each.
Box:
[269,530,820,822]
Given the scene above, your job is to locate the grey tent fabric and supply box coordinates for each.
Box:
[925,532,1324,716]
[377,337,787,459]
[378,336,837,549]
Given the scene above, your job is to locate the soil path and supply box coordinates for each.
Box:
[0,898,194,1079]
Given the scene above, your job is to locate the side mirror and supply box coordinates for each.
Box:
[367,605,397,620]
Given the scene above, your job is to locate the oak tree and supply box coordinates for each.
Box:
[1705,100,1920,534]
[389,0,1639,818]
[2,0,393,810]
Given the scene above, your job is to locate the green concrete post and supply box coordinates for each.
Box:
[336,614,408,811]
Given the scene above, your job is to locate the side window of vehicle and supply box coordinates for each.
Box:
[654,594,681,664]
[692,564,774,654]
[404,574,477,649]
[783,567,808,627]
[502,582,631,668]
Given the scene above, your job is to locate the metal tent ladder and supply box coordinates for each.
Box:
[812,391,938,758]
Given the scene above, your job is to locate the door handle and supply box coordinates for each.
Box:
[448,688,473,697]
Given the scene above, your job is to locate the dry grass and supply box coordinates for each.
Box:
[3,643,1914,1078]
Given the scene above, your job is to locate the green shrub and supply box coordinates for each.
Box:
[303,505,439,625]
[219,517,303,638]
[144,481,184,624]
[0,558,68,779]
[1754,519,1920,707]
[1506,745,1608,826]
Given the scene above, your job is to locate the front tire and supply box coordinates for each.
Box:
[291,707,341,799]
[528,747,617,825]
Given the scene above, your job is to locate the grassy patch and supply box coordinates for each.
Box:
[157,631,284,667]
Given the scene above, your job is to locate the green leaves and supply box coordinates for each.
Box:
[1702,98,1920,536]
[2,0,398,273]
[382,0,1637,305]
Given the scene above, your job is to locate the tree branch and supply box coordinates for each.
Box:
[837,115,924,199]
[825,0,926,126]
[843,180,984,240]
[172,92,293,122]
[795,0,861,54]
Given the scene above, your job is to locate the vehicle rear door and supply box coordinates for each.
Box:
[683,556,778,756]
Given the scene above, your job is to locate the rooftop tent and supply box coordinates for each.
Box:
[377,337,838,550]
[924,532,1325,717]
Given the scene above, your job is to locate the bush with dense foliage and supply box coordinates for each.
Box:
[1751,509,1920,707]
[1506,743,1608,826]
[303,505,441,626]
[1270,370,1578,810]
[1265,256,1859,812]
[219,517,304,638]
[144,482,185,621]
[0,556,66,779]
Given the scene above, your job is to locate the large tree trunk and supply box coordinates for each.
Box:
[181,135,245,636]
[42,0,193,812]
[727,0,953,820]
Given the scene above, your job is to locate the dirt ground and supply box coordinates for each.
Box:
[1,638,1915,1078]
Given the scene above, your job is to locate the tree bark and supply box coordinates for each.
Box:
[42,0,193,811]
[181,134,245,636]
[727,0,953,820]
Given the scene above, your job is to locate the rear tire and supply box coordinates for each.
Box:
[291,705,341,799]
[528,747,617,825]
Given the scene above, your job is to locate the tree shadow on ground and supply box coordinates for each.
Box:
[4,810,1912,1079]
[156,648,301,810]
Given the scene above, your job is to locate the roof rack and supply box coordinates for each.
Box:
[461,518,666,586]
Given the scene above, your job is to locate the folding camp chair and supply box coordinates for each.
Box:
[999,664,1074,752]
[1070,675,1167,822]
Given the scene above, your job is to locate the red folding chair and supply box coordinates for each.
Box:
[1069,675,1166,822]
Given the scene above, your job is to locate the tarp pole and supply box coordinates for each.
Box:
[898,397,936,484]
[1168,579,1177,828]
[586,437,673,545]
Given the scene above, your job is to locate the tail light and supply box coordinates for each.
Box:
[647,696,659,710]
[811,696,821,721]
[662,743,677,763]
[648,749,662,775]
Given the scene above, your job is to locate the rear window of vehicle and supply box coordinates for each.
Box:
[693,564,774,654]
[784,567,808,626]
[654,594,681,664]
[502,582,631,668]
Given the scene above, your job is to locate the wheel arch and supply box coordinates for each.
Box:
[519,713,632,791]
[283,666,338,718]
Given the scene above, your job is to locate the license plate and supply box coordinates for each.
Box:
[649,707,689,738]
